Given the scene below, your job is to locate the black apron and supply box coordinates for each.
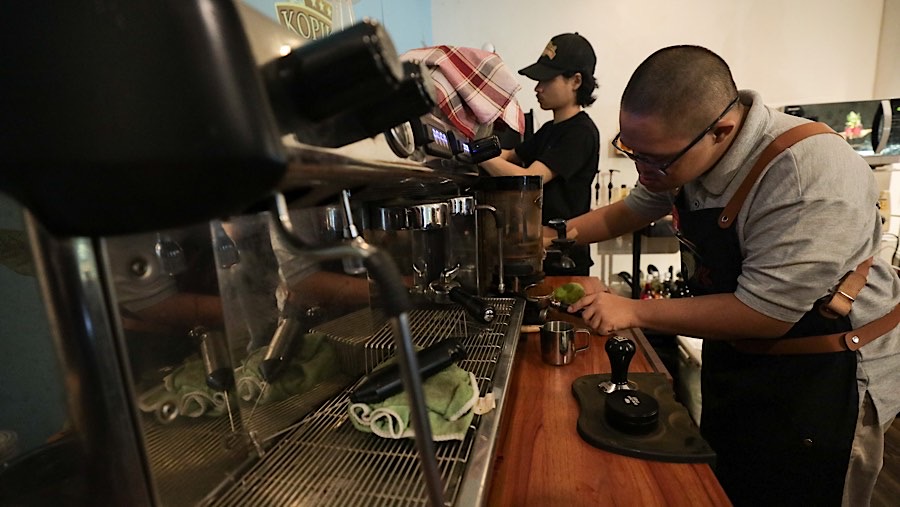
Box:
[673,189,859,507]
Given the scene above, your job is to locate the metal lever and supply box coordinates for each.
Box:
[339,189,367,275]
[192,327,236,432]
[259,313,302,383]
[599,336,638,393]
[154,232,187,275]
[212,221,240,268]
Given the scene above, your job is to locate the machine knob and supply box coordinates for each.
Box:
[599,336,638,393]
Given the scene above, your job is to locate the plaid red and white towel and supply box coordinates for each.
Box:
[401,45,525,140]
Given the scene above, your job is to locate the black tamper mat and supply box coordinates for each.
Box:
[605,389,659,434]
[572,373,716,464]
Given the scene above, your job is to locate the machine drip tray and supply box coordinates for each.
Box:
[571,373,716,464]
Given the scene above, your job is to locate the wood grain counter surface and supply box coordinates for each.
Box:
[486,277,732,507]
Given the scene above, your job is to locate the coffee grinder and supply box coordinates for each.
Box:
[475,175,544,295]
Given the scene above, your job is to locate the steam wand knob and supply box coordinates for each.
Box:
[599,336,638,393]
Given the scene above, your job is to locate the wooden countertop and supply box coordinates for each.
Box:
[487,277,731,507]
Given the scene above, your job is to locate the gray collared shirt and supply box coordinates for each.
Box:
[624,89,900,415]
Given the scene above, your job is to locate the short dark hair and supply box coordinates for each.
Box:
[562,70,598,107]
[621,45,737,132]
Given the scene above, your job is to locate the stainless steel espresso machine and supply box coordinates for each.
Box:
[0,2,527,506]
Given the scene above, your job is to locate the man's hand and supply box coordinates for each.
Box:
[568,290,637,335]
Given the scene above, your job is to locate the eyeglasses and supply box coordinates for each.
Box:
[612,95,741,174]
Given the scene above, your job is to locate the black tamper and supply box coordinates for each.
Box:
[601,336,659,435]
[599,335,638,393]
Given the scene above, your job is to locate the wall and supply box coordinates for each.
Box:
[243,0,432,54]
[353,0,432,54]
[875,0,900,97]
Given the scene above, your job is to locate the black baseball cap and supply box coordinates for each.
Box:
[518,33,596,81]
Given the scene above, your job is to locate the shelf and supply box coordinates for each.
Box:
[595,235,679,255]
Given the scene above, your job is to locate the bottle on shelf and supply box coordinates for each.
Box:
[640,282,654,300]
[660,268,673,299]
[878,190,891,233]
[672,272,692,298]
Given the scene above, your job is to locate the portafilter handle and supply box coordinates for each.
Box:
[548,218,567,239]
[599,336,638,393]
[547,218,576,270]
[449,286,495,324]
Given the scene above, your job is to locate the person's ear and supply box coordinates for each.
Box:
[570,72,583,90]
[712,123,735,142]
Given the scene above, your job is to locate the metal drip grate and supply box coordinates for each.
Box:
[142,414,248,507]
[210,298,521,507]
[313,304,492,376]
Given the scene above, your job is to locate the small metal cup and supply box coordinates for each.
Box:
[540,320,591,366]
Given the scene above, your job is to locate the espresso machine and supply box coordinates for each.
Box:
[0,3,525,507]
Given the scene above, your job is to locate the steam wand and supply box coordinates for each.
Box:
[475,204,505,294]
[271,191,445,507]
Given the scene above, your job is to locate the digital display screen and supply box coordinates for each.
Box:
[432,127,448,146]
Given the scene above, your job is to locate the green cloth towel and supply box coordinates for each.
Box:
[138,359,227,419]
[235,332,338,405]
[347,363,480,441]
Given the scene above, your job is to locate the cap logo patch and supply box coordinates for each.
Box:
[542,41,557,60]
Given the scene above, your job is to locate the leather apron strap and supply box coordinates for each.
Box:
[820,257,874,318]
[732,304,900,355]
[716,121,897,355]
[718,122,837,229]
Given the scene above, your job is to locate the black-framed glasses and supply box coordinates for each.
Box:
[612,95,741,174]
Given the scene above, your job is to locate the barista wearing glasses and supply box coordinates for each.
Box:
[559,45,900,506]
[479,33,600,276]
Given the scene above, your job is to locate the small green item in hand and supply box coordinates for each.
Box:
[553,282,585,304]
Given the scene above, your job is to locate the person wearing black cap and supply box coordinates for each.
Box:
[479,33,600,276]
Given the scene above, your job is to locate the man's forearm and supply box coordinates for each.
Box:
[567,201,652,245]
[633,293,793,340]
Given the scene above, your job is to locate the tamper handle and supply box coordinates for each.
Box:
[606,336,636,385]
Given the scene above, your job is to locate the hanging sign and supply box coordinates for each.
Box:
[275,0,334,41]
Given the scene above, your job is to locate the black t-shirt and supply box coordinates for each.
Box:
[515,111,600,274]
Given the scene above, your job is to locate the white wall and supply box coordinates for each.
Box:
[875,0,900,97]
[353,0,433,53]
[432,0,888,282]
